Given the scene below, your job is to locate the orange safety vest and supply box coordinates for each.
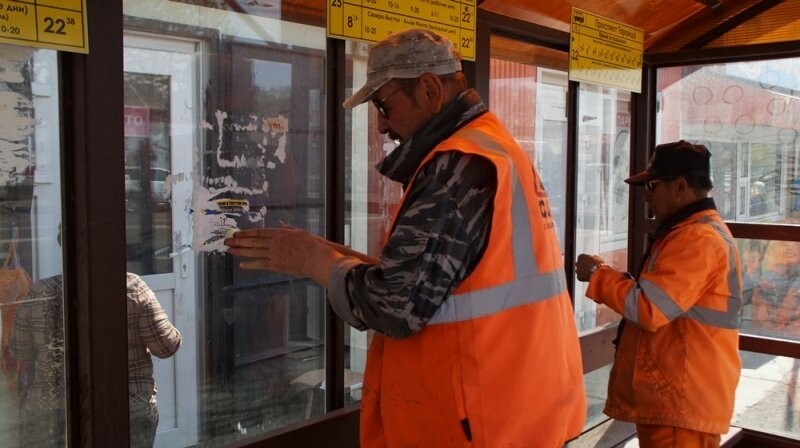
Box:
[587,209,742,435]
[360,113,586,448]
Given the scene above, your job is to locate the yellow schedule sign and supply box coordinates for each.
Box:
[0,0,88,53]
[569,7,643,93]
[328,0,476,61]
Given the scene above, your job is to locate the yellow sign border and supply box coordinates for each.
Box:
[327,0,476,62]
[0,0,89,54]
[568,7,643,93]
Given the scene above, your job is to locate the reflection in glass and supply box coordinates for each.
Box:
[584,365,612,430]
[123,0,329,444]
[0,45,65,448]
[739,238,800,341]
[574,84,630,333]
[343,39,400,407]
[489,34,569,250]
[124,72,173,276]
[735,351,800,439]
[124,37,201,447]
[657,58,800,224]
[662,58,800,443]
[217,43,327,437]
[571,84,630,430]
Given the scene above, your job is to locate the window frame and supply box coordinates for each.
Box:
[61,1,800,446]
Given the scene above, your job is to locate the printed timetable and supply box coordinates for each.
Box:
[328,0,476,61]
[0,0,89,53]
[569,7,643,92]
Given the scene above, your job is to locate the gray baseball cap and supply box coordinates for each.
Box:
[342,28,462,109]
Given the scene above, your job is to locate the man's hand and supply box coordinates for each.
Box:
[225,226,342,286]
[575,253,606,282]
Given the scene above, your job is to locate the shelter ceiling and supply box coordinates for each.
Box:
[211,0,799,53]
[477,0,800,51]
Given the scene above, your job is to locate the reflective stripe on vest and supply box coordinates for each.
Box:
[625,216,741,329]
[428,128,567,325]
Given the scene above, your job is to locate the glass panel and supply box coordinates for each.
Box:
[0,45,65,447]
[584,365,612,430]
[489,34,569,250]
[734,351,800,440]
[489,35,625,432]
[574,83,630,428]
[739,238,800,341]
[343,39,402,406]
[124,0,327,444]
[574,84,630,332]
[125,72,173,275]
[659,58,800,441]
[656,58,800,223]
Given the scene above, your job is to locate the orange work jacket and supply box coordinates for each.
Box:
[587,208,742,435]
[360,113,586,448]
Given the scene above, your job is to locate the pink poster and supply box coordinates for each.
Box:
[124,105,150,137]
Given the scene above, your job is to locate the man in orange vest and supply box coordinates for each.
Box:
[576,141,743,448]
[226,28,586,447]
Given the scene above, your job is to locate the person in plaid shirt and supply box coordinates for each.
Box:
[126,272,182,447]
[10,223,181,447]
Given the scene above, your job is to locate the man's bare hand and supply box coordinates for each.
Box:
[575,253,606,282]
[225,227,335,282]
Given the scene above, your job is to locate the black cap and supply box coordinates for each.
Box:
[625,140,711,186]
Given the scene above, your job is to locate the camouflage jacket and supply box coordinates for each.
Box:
[329,89,497,338]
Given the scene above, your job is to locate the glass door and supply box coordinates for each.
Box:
[124,33,199,447]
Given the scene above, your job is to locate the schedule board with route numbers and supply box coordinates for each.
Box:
[0,0,88,53]
[569,7,642,92]
[328,0,476,61]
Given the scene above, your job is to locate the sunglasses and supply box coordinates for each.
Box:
[644,177,676,191]
[371,85,404,118]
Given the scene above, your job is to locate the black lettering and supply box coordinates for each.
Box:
[538,199,552,219]
[43,17,67,35]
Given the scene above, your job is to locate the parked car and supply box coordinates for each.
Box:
[125,166,170,203]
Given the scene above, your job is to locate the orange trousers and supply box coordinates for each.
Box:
[636,424,721,448]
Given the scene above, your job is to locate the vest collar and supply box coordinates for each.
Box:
[377,88,488,185]
[653,197,717,239]
[632,197,717,279]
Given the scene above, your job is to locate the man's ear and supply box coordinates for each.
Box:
[674,176,691,195]
[418,73,445,113]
